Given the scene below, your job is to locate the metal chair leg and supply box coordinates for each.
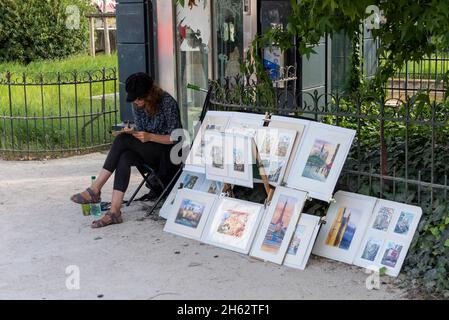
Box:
[126,171,152,206]
[144,166,183,217]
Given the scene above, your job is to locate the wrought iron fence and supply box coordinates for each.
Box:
[384,51,449,103]
[0,68,118,158]
[208,70,449,210]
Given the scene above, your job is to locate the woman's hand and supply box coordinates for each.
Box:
[123,126,134,133]
[132,131,153,143]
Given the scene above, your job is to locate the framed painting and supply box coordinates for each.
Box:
[185,111,231,173]
[250,187,308,264]
[353,199,422,277]
[254,127,297,186]
[286,122,356,202]
[204,131,254,188]
[268,115,310,183]
[201,197,265,254]
[283,214,321,270]
[164,189,218,240]
[159,171,206,219]
[199,179,224,195]
[312,191,378,264]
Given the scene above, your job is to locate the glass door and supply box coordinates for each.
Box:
[174,0,212,135]
[213,0,244,83]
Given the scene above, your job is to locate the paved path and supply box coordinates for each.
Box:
[0,153,406,299]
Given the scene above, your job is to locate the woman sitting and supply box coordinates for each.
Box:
[71,72,182,228]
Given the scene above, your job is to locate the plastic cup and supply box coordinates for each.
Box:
[81,204,91,216]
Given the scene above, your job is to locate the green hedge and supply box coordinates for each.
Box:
[0,0,93,63]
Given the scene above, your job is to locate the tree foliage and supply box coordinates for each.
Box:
[259,0,449,94]
[0,0,94,64]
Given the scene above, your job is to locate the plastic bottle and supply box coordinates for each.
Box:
[89,176,102,219]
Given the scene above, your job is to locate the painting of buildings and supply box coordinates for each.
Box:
[261,195,296,254]
[302,139,340,182]
[394,212,414,235]
[233,148,245,172]
[211,145,224,169]
[287,225,306,255]
[381,242,403,268]
[217,210,249,238]
[361,238,383,262]
[325,206,361,250]
[175,199,206,228]
[372,207,394,232]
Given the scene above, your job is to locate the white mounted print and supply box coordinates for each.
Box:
[312,191,378,264]
[204,131,254,188]
[286,122,356,202]
[353,199,422,277]
[284,214,321,270]
[268,115,310,182]
[159,171,206,219]
[202,197,265,254]
[255,127,297,186]
[225,112,266,138]
[164,189,218,241]
[199,179,224,195]
[185,111,231,173]
[250,187,308,264]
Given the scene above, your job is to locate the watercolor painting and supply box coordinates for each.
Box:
[372,207,394,232]
[394,212,414,235]
[261,195,296,254]
[175,199,206,228]
[211,145,224,169]
[381,242,403,268]
[302,139,340,182]
[275,133,293,157]
[182,174,199,189]
[233,148,245,172]
[287,225,307,255]
[361,238,383,261]
[216,210,250,238]
[325,206,362,250]
[206,181,223,194]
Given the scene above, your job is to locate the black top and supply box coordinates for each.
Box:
[132,92,182,135]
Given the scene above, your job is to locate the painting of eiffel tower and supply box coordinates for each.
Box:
[261,195,296,254]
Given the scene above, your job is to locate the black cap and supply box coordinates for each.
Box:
[125,72,154,102]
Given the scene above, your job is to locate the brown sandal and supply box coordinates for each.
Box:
[71,187,101,204]
[91,211,123,228]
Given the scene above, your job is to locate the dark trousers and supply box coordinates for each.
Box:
[103,134,178,192]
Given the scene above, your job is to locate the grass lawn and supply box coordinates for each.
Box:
[396,54,449,79]
[0,53,118,75]
[0,53,119,154]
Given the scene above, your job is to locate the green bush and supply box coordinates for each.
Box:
[321,96,449,298]
[0,0,93,63]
